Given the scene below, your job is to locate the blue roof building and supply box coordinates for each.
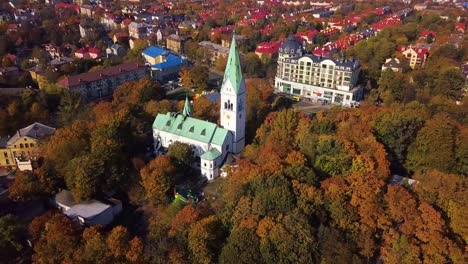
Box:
[142,46,185,83]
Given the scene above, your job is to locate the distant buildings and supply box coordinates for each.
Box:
[275,36,362,106]
[198,41,229,64]
[166,34,189,54]
[382,58,403,72]
[142,46,185,83]
[57,62,148,102]
[0,123,56,170]
[128,22,147,39]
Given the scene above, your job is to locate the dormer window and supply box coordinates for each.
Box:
[201,129,206,136]
[189,126,194,133]
[177,123,182,130]
[166,120,171,126]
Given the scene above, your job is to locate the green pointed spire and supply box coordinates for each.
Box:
[222,34,243,94]
[182,96,192,117]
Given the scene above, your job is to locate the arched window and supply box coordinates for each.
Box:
[230,103,233,110]
[25,143,29,148]
[20,144,24,148]
[30,143,34,148]
[224,102,228,109]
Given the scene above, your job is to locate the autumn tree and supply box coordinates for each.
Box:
[188,216,224,264]
[180,66,209,91]
[140,155,176,204]
[30,213,80,264]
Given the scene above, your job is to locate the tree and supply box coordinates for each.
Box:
[407,114,459,174]
[188,216,223,264]
[64,154,104,201]
[219,227,261,264]
[168,142,194,170]
[215,56,228,72]
[140,156,176,204]
[434,68,465,101]
[8,171,43,201]
[180,66,209,91]
[242,53,263,77]
[0,215,27,261]
[30,213,80,264]
[193,96,218,122]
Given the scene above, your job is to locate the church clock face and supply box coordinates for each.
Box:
[225,113,230,120]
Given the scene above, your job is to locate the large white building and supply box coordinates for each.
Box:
[275,35,363,106]
[152,36,246,180]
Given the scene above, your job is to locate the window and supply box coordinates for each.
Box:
[177,123,182,130]
[204,163,206,167]
[3,152,7,158]
[30,143,34,148]
[12,151,16,157]
[210,164,212,168]
[189,126,194,133]
[20,144,24,148]
[6,159,9,165]
[25,143,29,148]
[201,129,206,136]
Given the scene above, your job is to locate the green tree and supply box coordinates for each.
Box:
[0,215,27,261]
[407,114,460,174]
[64,154,104,201]
[168,142,193,170]
[219,227,261,264]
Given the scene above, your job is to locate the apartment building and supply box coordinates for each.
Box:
[57,62,148,102]
[275,36,362,106]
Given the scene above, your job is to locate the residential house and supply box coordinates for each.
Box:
[166,34,189,54]
[74,47,101,59]
[0,122,56,170]
[0,67,20,85]
[255,41,281,61]
[106,43,126,58]
[198,41,229,64]
[455,22,466,33]
[382,58,403,72]
[142,46,185,82]
[420,29,437,42]
[128,22,147,39]
[57,62,148,102]
[398,46,429,69]
[54,190,122,227]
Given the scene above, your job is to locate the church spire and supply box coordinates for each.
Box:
[222,33,243,95]
[182,96,192,117]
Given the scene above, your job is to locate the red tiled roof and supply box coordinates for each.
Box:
[255,41,281,54]
[420,29,437,38]
[57,62,146,88]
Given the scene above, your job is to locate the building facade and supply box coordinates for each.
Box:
[166,34,188,54]
[275,36,362,106]
[0,122,56,170]
[57,62,148,102]
[152,36,245,180]
[399,46,429,69]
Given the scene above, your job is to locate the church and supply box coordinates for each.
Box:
[152,35,246,180]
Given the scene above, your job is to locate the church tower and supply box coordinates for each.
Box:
[220,34,246,154]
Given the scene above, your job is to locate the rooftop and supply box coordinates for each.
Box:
[153,112,229,146]
[7,122,55,146]
[200,148,222,161]
[57,62,146,88]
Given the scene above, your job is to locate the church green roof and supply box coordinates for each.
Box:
[153,112,229,146]
[182,97,192,117]
[200,148,222,161]
[222,35,243,95]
